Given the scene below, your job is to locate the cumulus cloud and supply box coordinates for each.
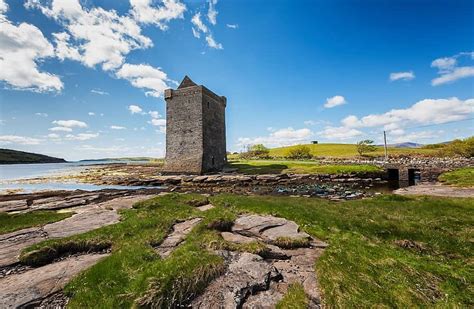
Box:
[390,71,415,81]
[237,127,313,148]
[130,0,186,30]
[0,135,42,145]
[318,126,363,140]
[52,119,87,128]
[26,0,153,71]
[110,125,126,130]
[64,133,99,141]
[128,104,144,114]
[431,52,474,86]
[116,63,173,97]
[149,118,166,126]
[88,112,95,116]
[205,34,223,50]
[324,95,346,108]
[226,24,238,29]
[0,1,63,92]
[148,111,161,118]
[341,97,473,130]
[49,126,72,132]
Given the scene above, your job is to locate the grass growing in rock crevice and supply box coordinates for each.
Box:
[276,283,309,309]
[0,210,73,235]
[19,193,474,308]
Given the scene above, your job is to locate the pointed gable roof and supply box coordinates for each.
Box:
[178,75,198,89]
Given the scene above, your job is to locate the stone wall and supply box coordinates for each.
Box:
[163,86,204,174]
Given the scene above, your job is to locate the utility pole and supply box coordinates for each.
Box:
[383,130,388,161]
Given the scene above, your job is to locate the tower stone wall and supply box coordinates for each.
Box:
[163,76,227,174]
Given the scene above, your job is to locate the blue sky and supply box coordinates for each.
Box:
[0,0,473,161]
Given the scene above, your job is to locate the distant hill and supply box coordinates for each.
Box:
[0,149,67,164]
[386,142,423,148]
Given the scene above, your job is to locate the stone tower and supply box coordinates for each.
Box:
[163,76,227,174]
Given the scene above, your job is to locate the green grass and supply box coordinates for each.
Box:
[268,143,437,158]
[439,167,474,187]
[228,159,382,174]
[276,284,309,308]
[20,194,474,308]
[0,211,73,235]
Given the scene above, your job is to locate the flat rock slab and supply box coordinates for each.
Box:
[221,232,254,244]
[232,214,310,242]
[0,195,153,267]
[394,183,474,197]
[0,253,108,308]
[191,252,282,308]
[196,204,215,212]
[156,218,202,258]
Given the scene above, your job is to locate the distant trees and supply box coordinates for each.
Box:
[286,145,312,159]
[356,140,377,156]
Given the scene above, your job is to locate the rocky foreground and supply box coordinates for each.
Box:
[0,189,328,308]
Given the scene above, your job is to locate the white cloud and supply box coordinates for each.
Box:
[0,3,63,92]
[116,63,172,97]
[26,0,152,71]
[391,131,437,143]
[149,118,166,126]
[0,135,42,145]
[390,71,415,81]
[432,67,474,86]
[130,0,186,30]
[191,12,208,33]
[35,113,48,117]
[205,34,223,50]
[324,95,346,108]
[47,133,61,139]
[207,0,218,25]
[49,126,72,132]
[226,24,238,29]
[431,52,474,86]
[318,126,363,140]
[52,119,87,128]
[237,127,313,148]
[191,6,223,49]
[304,120,316,126]
[110,125,126,130]
[148,110,161,118]
[88,112,95,116]
[341,98,474,130]
[65,133,99,141]
[128,104,144,114]
[90,89,109,95]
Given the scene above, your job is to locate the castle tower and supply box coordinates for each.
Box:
[163,76,227,174]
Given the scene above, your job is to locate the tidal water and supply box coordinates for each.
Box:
[0,161,149,193]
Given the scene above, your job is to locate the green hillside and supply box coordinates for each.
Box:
[268,143,437,158]
[0,148,67,164]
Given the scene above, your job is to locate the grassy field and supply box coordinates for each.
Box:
[0,211,73,235]
[439,167,474,187]
[19,194,473,308]
[228,159,382,174]
[268,143,437,158]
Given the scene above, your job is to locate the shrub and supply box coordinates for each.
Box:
[239,144,270,159]
[440,136,474,158]
[286,145,312,159]
[356,140,377,156]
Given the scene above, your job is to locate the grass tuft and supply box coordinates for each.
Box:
[20,239,111,267]
[272,237,311,249]
[0,210,73,235]
[276,283,309,309]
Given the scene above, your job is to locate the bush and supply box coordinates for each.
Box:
[286,145,312,159]
[440,136,474,158]
[356,140,377,156]
[239,144,270,159]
